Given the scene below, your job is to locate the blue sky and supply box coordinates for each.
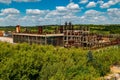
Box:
[0,0,120,26]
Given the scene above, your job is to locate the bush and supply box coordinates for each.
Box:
[0,42,120,80]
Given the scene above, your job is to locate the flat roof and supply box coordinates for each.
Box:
[13,33,64,37]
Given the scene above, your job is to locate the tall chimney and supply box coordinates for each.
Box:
[64,22,67,30]
[16,25,20,33]
[38,26,43,34]
[54,28,57,33]
[72,25,74,30]
[69,22,72,30]
[59,25,63,33]
[79,26,82,30]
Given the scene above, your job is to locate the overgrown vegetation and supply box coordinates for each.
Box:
[0,42,120,80]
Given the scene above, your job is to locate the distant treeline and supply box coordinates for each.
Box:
[0,24,120,34]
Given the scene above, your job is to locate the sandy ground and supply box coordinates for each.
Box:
[0,37,13,43]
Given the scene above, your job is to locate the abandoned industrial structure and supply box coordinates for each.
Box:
[13,22,120,49]
[13,25,64,46]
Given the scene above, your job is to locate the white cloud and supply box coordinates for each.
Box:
[19,15,39,26]
[56,6,67,12]
[0,14,20,26]
[13,0,40,2]
[107,8,120,16]
[63,14,78,22]
[46,2,80,18]
[26,9,49,15]
[79,8,120,24]
[80,9,108,24]
[5,14,18,21]
[107,8,120,23]
[0,2,79,26]
[97,0,104,5]
[0,8,20,15]
[67,2,80,10]
[79,0,88,4]
[19,9,50,25]
[0,18,4,21]
[0,2,120,26]
[45,10,65,18]
[86,2,96,8]
[0,0,41,4]
[85,10,103,16]
[19,8,120,25]
[0,0,11,4]
[0,8,20,26]
[100,0,120,8]
[25,2,80,25]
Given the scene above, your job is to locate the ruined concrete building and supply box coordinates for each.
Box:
[13,22,120,49]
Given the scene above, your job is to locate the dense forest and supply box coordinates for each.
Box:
[0,42,120,80]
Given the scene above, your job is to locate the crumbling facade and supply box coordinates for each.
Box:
[13,22,120,49]
[13,33,64,46]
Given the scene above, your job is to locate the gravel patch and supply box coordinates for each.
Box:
[0,37,13,43]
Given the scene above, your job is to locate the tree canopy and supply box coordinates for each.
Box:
[0,42,120,80]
